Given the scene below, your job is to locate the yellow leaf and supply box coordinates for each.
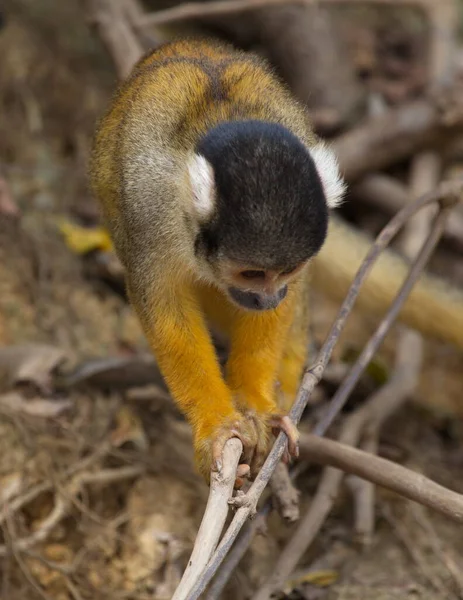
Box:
[285,569,339,593]
[55,218,113,255]
[111,405,148,450]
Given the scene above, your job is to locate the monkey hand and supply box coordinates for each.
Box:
[233,391,300,469]
[268,413,300,464]
[193,412,269,486]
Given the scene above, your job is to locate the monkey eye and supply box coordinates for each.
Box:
[240,269,266,280]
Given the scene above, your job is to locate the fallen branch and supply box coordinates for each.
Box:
[298,434,463,523]
[352,175,463,247]
[333,89,463,182]
[137,0,308,28]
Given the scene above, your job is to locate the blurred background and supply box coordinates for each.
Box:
[1,1,463,599]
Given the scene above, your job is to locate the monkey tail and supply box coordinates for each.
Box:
[311,217,463,351]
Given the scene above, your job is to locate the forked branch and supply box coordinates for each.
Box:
[182,181,463,600]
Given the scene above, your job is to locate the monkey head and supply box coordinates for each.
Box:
[187,120,345,311]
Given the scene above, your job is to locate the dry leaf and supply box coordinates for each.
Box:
[62,354,165,391]
[0,343,67,394]
[56,218,113,255]
[0,392,72,417]
[0,176,20,217]
[285,569,339,594]
[0,471,23,503]
[123,475,197,589]
[110,404,148,449]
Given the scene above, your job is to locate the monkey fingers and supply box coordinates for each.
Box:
[236,410,273,476]
[195,413,263,486]
[269,414,300,463]
[210,419,255,473]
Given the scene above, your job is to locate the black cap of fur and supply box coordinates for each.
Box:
[195,120,328,269]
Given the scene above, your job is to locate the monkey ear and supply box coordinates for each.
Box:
[188,154,216,220]
[311,144,346,209]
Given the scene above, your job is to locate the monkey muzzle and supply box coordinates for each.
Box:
[228,286,288,311]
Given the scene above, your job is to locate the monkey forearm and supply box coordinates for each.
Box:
[130,283,238,437]
[312,216,463,350]
[226,290,297,415]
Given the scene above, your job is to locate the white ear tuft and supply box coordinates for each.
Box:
[311,143,346,209]
[188,154,216,219]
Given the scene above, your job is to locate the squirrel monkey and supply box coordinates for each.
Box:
[90,39,463,481]
[90,39,346,481]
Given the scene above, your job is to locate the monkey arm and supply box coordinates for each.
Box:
[312,216,463,350]
[128,279,238,437]
[126,275,266,478]
[226,286,298,415]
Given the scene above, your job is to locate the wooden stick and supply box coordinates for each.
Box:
[299,434,463,523]
[172,438,242,600]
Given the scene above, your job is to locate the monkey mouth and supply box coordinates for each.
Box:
[227,286,287,311]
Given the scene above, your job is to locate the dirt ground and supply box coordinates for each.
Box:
[1,3,463,599]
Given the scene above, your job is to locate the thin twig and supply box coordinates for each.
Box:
[253,343,417,600]
[254,381,463,600]
[345,431,378,547]
[352,175,463,246]
[0,466,143,557]
[172,438,242,600]
[381,503,452,596]
[297,435,463,524]
[269,463,300,523]
[204,510,269,600]
[313,200,453,437]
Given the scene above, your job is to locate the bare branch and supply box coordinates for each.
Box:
[205,510,270,600]
[333,90,463,182]
[269,463,300,523]
[86,0,144,77]
[137,0,308,28]
[172,438,242,600]
[298,435,463,524]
